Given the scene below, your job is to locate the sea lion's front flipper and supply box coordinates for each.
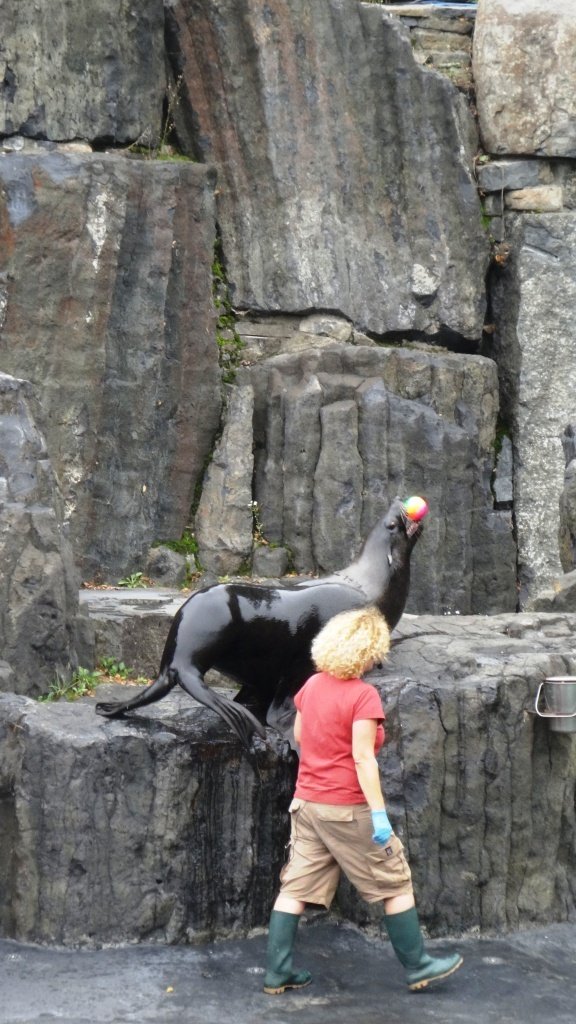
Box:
[173,666,267,751]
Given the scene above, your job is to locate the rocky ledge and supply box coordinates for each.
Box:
[0,610,575,948]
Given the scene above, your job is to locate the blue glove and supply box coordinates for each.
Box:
[371,809,393,845]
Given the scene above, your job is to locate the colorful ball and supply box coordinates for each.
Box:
[402,495,429,522]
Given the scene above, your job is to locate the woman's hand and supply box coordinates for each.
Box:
[371,809,393,845]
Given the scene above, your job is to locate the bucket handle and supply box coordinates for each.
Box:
[534,682,576,720]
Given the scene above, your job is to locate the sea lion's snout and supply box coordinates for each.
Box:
[392,495,428,542]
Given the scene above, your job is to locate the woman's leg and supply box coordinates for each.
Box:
[382,899,463,991]
[383,893,415,915]
[273,895,306,915]
[263,902,312,994]
[264,801,340,995]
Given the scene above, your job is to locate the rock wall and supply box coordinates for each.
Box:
[474,0,576,158]
[0,1,574,610]
[0,688,296,946]
[488,213,576,604]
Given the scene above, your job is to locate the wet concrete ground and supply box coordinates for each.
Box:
[2,919,576,1024]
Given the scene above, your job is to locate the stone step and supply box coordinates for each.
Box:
[79,587,187,679]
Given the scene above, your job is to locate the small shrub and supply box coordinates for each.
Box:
[38,659,150,703]
[155,529,199,558]
[39,666,103,702]
[117,572,151,588]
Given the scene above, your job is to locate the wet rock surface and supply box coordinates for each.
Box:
[0,686,296,948]
[2,921,576,1024]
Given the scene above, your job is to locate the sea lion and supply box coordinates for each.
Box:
[95,497,424,750]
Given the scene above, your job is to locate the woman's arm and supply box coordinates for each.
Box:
[293,710,302,745]
[352,718,385,810]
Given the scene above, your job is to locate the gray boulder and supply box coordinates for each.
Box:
[474,0,576,158]
[167,0,488,342]
[0,372,79,696]
[144,546,190,589]
[476,159,553,194]
[530,572,576,613]
[0,152,222,580]
[251,545,290,579]
[1,0,165,144]
[78,588,185,681]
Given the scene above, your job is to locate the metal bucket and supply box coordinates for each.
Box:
[534,677,576,733]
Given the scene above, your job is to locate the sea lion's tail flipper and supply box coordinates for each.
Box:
[95,668,178,718]
[173,666,267,751]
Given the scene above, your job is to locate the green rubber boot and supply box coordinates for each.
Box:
[263,910,312,995]
[383,908,463,992]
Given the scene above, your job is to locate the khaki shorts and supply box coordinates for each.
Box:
[278,798,413,908]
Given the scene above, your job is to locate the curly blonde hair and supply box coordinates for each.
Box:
[310,606,390,680]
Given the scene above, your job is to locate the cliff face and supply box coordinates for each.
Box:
[2,0,574,613]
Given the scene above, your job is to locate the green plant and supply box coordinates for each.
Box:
[98,658,149,685]
[492,417,510,460]
[98,657,130,679]
[39,666,103,702]
[117,572,149,589]
[249,499,268,547]
[38,658,151,703]
[126,76,193,162]
[155,529,199,558]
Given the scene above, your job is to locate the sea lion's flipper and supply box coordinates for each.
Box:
[266,696,298,751]
[173,666,267,750]
[95,669,177,718]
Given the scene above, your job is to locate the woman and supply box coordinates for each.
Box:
[263,605,462,994]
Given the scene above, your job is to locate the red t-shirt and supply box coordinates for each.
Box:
[293,672,385,804]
